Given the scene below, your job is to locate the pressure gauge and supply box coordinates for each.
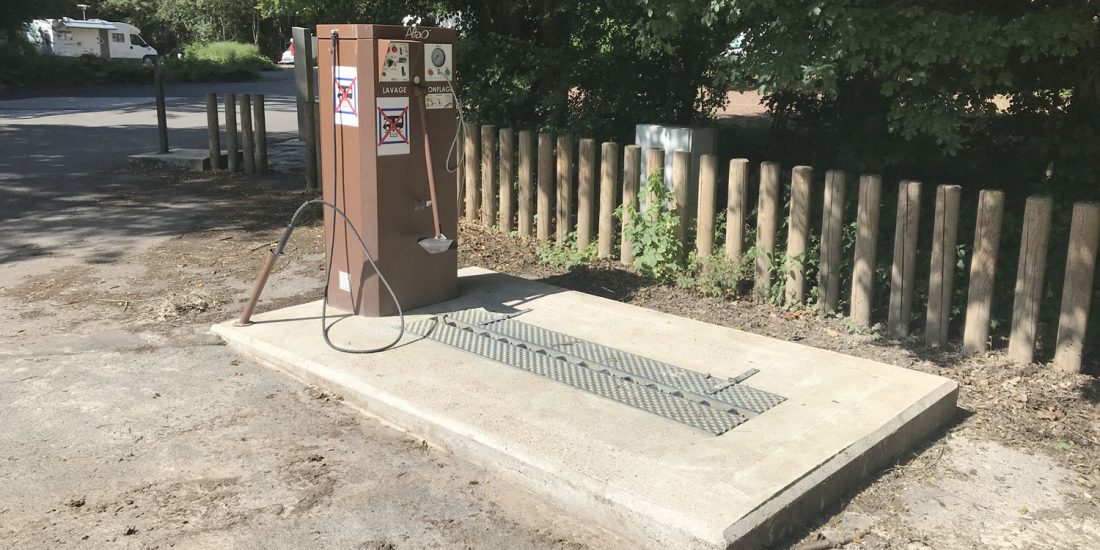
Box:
[430,47,446,68]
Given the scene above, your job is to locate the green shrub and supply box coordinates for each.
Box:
[183,41,271,70]
[616,169,685,281]
[536,233,598,270]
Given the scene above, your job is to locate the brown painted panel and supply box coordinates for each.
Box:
[318,25,458,317]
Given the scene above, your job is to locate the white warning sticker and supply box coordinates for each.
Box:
[338,270,351,292]
[333,66,358,127]
[376,96,410,156]
[425,92,454,110]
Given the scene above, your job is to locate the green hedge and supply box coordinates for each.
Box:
[0,47,274,89]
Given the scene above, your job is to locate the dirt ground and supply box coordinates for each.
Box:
[2,169,1098,549]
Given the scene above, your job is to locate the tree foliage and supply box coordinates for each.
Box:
[724,0,1098,193]
[448,0,738,141]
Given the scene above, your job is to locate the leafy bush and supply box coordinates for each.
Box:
[183,41,272,70]
[616,169,685,281]
[0,53,152,87]
[536,233,598,270]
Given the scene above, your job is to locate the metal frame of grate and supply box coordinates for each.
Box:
[407,309,785,436]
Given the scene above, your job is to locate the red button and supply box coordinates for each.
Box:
[428,69,433,75]
[391,46,397,52]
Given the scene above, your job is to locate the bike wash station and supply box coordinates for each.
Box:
[213,24,958,550]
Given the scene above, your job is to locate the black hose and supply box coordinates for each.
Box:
[271,198,405,354]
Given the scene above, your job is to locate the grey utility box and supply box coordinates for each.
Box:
[634,124,716,220]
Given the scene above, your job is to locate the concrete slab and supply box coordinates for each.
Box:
[127,148,229,172]
[212,268,958,549]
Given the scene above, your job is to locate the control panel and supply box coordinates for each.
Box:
[379,41,410,82]
[423,43,452,81]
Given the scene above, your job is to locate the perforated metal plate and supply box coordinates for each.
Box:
[408,309,785,436]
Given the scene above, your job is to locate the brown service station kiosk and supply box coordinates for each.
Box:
[317,24,458,317]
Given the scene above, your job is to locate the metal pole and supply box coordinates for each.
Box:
[154,58,168,154]
[253,94,268,175]
[293,26,318,189]
[225,93,239,172]
[241,94,256,176]
[205,93,221,169]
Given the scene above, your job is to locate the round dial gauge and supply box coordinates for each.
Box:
[431,47,446,68]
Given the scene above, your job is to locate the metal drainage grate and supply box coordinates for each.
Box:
[408,309,785,436]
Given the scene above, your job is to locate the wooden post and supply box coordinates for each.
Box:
[818,170,846,313]
[240,94,255,176]
[925,185,962,347]
[536,133,554,241]
[695,154,718,259]
[253,94,268,175]
[785,166,813,306]
[621,145,641,265]
[726,159,749,262]
[480,125,497,227]
[850,175,882,327]
[671,151,691,251]
[498,128,515,232]
[153,58,168,154]
[577,138,596,250]
[887,180,921,337]
[962,190,1006,353]
[598,142,619,259]
[292,26,318,189]
[1053,202,1100,372]
[645,148,665,209]
[754,162,781,302]
[517,130,535,238]
[463,122,480,223]
[205,93,221,170]
[225,93,238,172]
[1008,196,1053,363]
[556,136,575,243]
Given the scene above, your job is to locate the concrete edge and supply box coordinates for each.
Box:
[723,379,960,549]
[211,323,708,550]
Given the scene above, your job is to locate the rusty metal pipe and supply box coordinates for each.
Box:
[236,250,279,326]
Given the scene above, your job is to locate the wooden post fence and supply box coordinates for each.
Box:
[962,190,1005,353]
[240,94,255,176]
[887,180,921,337]
[850,175,882,327]
[818,170,846,313]
[517,130,534,237]
[726,159,749,263]
[205,93,221,170]
[754,162,781,302]
[536,132,554,241]
[498,128,515,232]
[463,122,480,223]
[621,145,641,265]
[1054,202,1100,372]
[785,166,813,306]
[225,93,238,172]
[1008,196,1053,363]
[695,154,718,259]
[253,94,268,175]
[556,136,575,243]
[598,142,619,259]
[925,185,962,347]
[480,125,497,227]
[577,139,596,250]
[671,151,691,251]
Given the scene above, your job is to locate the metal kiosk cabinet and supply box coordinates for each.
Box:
[317,24,458,317]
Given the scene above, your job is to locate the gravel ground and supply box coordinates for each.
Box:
[2,168,1098,549]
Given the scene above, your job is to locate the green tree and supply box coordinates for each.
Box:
[698,0,1097,195]
[445,0,739,141]
[0,0,72,45]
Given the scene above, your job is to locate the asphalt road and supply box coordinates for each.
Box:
[0,70,300,180]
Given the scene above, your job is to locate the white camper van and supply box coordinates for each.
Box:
[24,18,158,62]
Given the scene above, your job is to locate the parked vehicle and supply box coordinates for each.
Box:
[24,18,158,62]
[278,39,294,65]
